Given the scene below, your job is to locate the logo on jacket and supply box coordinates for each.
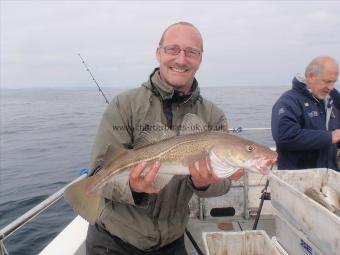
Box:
[308,111,318,118]
[278,107,285,115]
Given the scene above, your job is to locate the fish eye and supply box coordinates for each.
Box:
[246,145,255,152]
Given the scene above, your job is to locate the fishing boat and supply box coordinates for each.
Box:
[0,127,281,255]
[1,136,340,255]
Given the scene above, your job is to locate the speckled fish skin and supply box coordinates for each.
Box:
[85,131,277,194]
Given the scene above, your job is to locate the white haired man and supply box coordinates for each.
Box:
[272,56,340,171]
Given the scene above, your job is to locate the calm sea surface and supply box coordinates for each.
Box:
[0,86,287,254]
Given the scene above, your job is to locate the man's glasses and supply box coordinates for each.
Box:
[159,45,202,59]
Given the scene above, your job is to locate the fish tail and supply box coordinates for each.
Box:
[63,176,104,225]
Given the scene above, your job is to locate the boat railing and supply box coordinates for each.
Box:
[0,127,271,254]
[228,127,271,133]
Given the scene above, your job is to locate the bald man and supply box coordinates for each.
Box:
[85,22,243,255]
[271,56,340,171]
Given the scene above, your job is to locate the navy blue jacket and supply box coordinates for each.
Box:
[271,77,340,171]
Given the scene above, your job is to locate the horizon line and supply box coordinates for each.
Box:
[0,84,289,90]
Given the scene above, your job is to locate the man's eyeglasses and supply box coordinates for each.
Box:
[159,45,202,59]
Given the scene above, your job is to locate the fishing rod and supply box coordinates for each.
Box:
[78,53,109,105]
[252,179,270,230]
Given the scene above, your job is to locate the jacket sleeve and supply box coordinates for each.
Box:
[271,97,332,151]
[187,176,231,197]
[89,95,144,206]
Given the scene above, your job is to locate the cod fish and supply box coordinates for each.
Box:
[64,114,277,224]
[305,186,340,216]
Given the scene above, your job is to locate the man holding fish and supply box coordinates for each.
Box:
[64,22,277,255]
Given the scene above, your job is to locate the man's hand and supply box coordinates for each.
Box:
[189,155,245,188]
[129,161,161,194]
[188,155,220,188]
[332,129,340,144]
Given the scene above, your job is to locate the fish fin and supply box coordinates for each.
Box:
[134,123,176,149]
[181,153,206,167]
[153,174,175,191]
[102,145,117,163]
[179,113,207,135]
[64,176,105,225]
[102,146,131,169]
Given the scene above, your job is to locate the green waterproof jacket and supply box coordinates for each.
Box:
[88,68,231,250]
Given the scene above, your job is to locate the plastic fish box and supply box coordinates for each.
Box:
[202,230,282,255]
[271,236,289,255]
[275,215,323,255]
[269,169,340,255]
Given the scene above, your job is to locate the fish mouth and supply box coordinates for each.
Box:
[255,158,277,175]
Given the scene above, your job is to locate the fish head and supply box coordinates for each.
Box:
[212,134,277,175]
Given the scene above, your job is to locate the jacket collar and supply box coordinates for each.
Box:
[292,75,332,108]
[143,68,201,102]
[292,76,319,102]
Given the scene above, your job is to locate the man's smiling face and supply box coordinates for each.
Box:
[156,24,202,94]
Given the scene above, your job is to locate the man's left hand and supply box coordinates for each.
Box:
[188,155,245,188]
[188,155,220,189]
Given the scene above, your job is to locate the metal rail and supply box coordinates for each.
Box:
[0,174,87,242]
[228,127,271,133]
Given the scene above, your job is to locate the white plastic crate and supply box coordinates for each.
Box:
[275,215,324,255]
[202,230,282,255]
[269,169,340,255]
[271,236,289,255]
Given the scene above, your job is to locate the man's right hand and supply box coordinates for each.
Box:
[332,129,340,143]
[129,161,161,194]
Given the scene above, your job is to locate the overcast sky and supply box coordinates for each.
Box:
[1,1,340,89]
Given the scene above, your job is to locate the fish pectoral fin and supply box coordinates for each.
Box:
[64,177,105,225]
[153,174,175,191]
[181,153,206,166]
[102,146,130,169]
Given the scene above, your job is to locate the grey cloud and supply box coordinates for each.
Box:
[1,1,340,88]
